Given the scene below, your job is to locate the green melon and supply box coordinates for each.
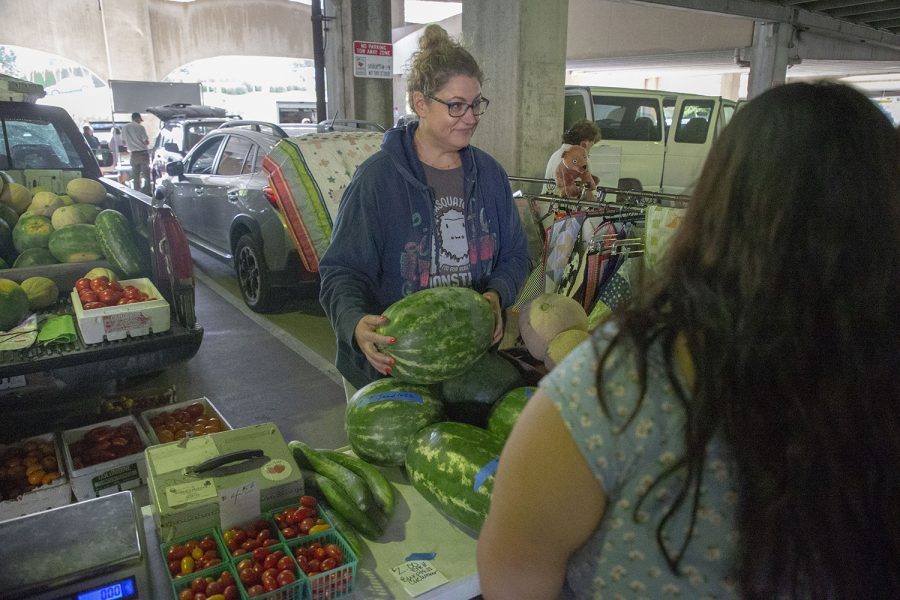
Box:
[20,276,59,310]
[50,205,90,230]
[345,378,444,466]
[13,248,58,268]
[2,182,32,215]
[66,178,106,204]
[439,351,524,427]
[375,287,495,384]
[12,214,53,252]
[0,279,30,331]
[0,204,19,230]
[71,203,102,224]
[0,218,14,263]
[487,386,537,442]
[29,191,63,216]
[48,224,104,263]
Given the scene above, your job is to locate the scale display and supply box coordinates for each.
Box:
[72,576,137,600]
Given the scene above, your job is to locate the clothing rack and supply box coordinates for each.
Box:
[508,175,690,210]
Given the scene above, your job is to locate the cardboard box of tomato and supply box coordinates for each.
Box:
[71,277,171,344]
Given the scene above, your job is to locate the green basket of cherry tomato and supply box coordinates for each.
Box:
[232,541,306,599]
[162,529,229,581]
[286,529,358,600]
[171,562,240,600]
[270,495,333,543]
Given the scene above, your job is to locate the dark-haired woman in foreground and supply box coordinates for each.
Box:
[478,82,900,599]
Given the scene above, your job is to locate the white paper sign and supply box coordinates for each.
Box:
[353,40,393,79]
[218,481,260,531]
[389,560,448,597]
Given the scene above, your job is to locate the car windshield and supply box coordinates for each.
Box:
[0,117,86,170]
[185,122,227,153]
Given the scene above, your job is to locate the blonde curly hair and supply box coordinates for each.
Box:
[406,24,483,110]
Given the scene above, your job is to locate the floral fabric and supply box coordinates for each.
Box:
[540,328,740,599]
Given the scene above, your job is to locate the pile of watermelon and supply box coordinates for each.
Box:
[341,286,544,534]
[0,172,150,332]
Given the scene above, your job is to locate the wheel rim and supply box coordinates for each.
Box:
[237,245,261,303]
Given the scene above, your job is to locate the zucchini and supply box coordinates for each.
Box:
[318,449,396,516]
[315,473,383,540]
[289,440,372,512]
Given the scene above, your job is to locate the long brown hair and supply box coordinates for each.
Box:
[599,82,900,598]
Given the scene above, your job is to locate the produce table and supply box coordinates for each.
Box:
[141,465,481,599]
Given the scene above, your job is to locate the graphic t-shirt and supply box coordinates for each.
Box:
[423,164,472,288]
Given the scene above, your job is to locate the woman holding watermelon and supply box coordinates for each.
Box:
[478,82,900,599]
[319,24,529,391]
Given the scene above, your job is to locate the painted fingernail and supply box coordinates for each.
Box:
[389,337,397,344]
[389,358,396,365]
[385,367,392,373]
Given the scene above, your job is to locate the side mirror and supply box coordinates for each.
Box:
[166,160,185,178]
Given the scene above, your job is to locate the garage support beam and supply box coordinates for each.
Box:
[462,0,569,183]
[748,22,794,98]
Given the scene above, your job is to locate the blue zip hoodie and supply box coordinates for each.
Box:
[319,123,530,389]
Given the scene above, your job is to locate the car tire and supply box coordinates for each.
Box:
[235,233,287,313]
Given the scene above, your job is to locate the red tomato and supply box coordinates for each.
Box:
[82,301,106,311]
[200,536,216,552]
[75,278,92,292]
[262,538,278,547]
[219,571,235,587]
[294,506,315,521]
[313,547,327,561]
[299,517,316,535]
[320,557,338,572]
[299,495,317,508]
[79,290,99,304]
[205,580,224,596]
[245,584,264,597]
[251,547,268,563]
[239,567,259,586]
[178,589,192,600]
[98,288,123,306]
[280,526,298,539]
[307,559,321,573]
[190,577,207,593]
[223,584,239,600]
[262,553,279,570]
[89,276,110,291]
[236,558,254,572]
[276,570,296,587]
[109,280,123,291]
[277,555,293,572]
[123,286,142,300]
[324,544,343,562]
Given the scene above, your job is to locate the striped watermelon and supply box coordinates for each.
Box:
[440,351,524,427]
[487,386,537,442]
[405,421,504,532]
[346,378,443,466]
[376,287,494,384]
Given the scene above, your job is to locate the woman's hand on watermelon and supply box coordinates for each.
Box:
[355,314,396,375]
[483,290,503,344]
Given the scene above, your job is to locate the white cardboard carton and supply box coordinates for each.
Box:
[71,277,170,344]
[139,396,232,445]
[0,433,71,521]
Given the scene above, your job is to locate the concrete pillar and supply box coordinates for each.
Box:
[99,0,157,81]
[720,72,742,100]
[462,0,569,181]
[391,0,404,28]
[324,0,392,129]
[747,21,793,99]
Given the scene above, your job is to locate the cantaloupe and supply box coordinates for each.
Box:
[28,191,63,216]
[519,293,589,361]
[0,279,29,331]
[20,276,59,310]
[66,178,106,204]
[51,205,90,230]
[544,328,592,370]
[1,182,32,214]
[57,194,74,206]
[84,266,118,281]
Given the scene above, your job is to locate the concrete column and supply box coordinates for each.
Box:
[747,21,793,99]
[99,0,157,81]
[720,72,742,100]
[391,0,405,28]
[324,0,392,129]
[462,0,569,181]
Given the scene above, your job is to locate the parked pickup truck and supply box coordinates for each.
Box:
[0,80,202,439]
[564,85,738,194]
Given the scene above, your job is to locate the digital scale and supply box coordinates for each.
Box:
[0,490,154,599]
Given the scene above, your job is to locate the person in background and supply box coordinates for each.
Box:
[318,24,529,393]
[109,127,122,166]
[123,112,151,194]
[477,81,900,599]
[543,119,601,194]
[82,125,101,150]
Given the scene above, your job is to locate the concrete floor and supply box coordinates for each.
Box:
[158,249,349,449]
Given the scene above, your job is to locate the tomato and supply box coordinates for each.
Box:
[236,558,254,572]
[82,301,106,311]
[276,570,296,587]
[280,526,297,539]
[190,577,208,593]
[239,567,259,586]
[223,585,239,600]
[79,290,99,303]
[324,544,343,562]
[245,585,264,597]
[89,276,110,291]
[75,278,92,292]
[300,495,317,508]
[178,589,193,600]
[167,544,189,562]
[180,555,195,576]
[299,517,316,535]
[98,288,123,306]
[256,529,271,543]
[276,555,293,572]
[123,286,142,300]
[200,535,216,552]
[307,558,321,573]
[320,557,338,572]
[262,553,279,570]
[252,547,268,563]
[293,506,314,521]
[109,280,123,291]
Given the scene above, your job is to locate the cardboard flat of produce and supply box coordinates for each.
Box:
[72,277,170,344]
[146,422,303,543]
[61,414,152,501]
[261,131,382,273]
[0,432,71,521]
[139,396,232,445]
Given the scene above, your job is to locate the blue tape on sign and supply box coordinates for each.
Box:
[525,387,535,399]
[405,552,437,561]
[357,391,424,407]
[473,457,499,492]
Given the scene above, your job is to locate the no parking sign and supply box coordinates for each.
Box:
[353,40,393,79]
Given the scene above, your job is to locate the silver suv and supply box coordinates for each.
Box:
[156,120,320,312]
[148,104,240,184]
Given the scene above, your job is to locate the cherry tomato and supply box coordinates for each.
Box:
[82,301,106,311]
[252,547,268,563]
[320,557,338,572]
[98,288,123,305]
[280,526,298,539]
[108,280,123,291]
[299,517,316,535]
[167,544,188,562]
[239,567,259,586]
[299,495,317,508]
[123,286,142,300]
[324,544,343,562]
[245,585,264,597]
[90,276,110,291]
[178,589,193,600]
[79,290,99,304]
[75,277,93,291]
[236,558,254,572]
[180,555,194,576]
[276,570,296,586]
[190,577,208,593]
[262,553,279,570]
[223,585,239,600]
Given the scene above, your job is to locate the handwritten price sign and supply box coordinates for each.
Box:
[389,560,448,596]
[218,481,260,531]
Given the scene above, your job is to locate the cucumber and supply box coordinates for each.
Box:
[314,473,383,540]
[321,503,366,559]
[289,440,372,512]
[318,449,396,516]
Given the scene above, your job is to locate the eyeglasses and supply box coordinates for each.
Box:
[428,95,490,117]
